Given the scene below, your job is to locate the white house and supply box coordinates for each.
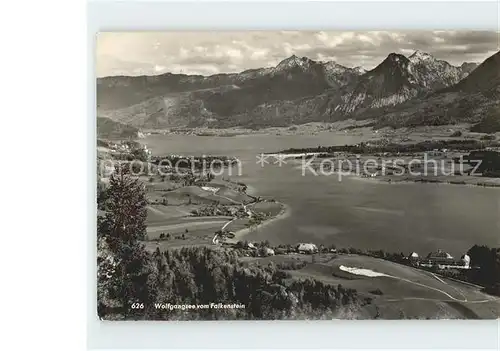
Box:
[409,252,419,260]
[461,254,471,269]
[262,247,275,256]
[296,243,318,254]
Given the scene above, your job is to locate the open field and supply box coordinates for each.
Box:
[130,170,289,250]
[146,204,198,222]
[145,206,232,248]
[243,253,499,319]
[147,218,229,238]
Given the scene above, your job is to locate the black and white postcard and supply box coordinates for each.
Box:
[96,31,500,320]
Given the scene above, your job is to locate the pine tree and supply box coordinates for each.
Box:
[97,165,155,319]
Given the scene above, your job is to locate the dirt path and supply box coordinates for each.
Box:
[208,187,250,210]
[210,187,255,244]
[382,271,498,304]
[383,272,469,302]
[429,272,468,301]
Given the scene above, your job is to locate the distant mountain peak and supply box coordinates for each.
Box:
[376,53,411,71]
[322,61,347,71]
[385,53,409,63]
[409,50,435,62]
[274,55,313,72]
[320,61,366,77]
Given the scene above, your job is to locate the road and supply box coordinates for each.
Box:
[209,187,256,244]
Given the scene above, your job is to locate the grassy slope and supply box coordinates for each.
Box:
[250,253,500,319]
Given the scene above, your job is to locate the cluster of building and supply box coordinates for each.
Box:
[107,141,130,152]
[192,205,247,218]
[408,249,471,270]
[233,242,322,257]
[230,237,473,271]
[296,243,320,254]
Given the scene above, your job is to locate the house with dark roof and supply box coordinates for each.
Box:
[425,249,455,266]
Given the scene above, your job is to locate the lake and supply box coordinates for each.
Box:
[142,132,500,258]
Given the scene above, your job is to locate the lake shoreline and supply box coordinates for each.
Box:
[138,134,499,255]
[350,173,500,188]
[230,201,292,243]
[220,177,292,243]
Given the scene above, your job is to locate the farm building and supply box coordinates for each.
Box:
[262,247,275,257]
[408,252,419,260]
[296,243,318,254]
[419,250,471,270]
[426,249,455,265]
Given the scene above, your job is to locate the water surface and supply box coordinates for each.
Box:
[142,133,500,257]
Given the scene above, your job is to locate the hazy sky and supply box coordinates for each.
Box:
[96,31,499,77]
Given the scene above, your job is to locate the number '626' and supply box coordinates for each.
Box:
[131,303,144,309]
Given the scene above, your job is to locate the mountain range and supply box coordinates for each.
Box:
[97,50,499,133]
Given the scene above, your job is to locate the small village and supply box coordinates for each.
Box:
[219,235,473,271]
